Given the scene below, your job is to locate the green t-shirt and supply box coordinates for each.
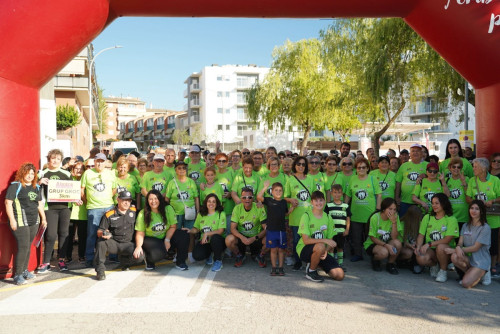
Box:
[81,169,117,210]
[200,183,225,204]
[188,161,206,187]
[284,175,315,226]
[258,173,288,198]
[418,214,459,246]
[216,169,235,215]
[363,212,403,249]
[370,170,396,200]
[446,177,470,223]
[396,161,428,204]
[466,175,500,228]
[231,202,267,237]
[323,172,346,194]
[193,211,227,240]
[162,165,176,179]
[346,176,382,223]
[140,170,173,196]
[296,211,335,256]
[255,166,269,177]
[135,206,177,239]
[129,169,140,179]
[165,177,199,215]
[440,157,473,179]
[231,172,260,197]
[115,174,140,203]
[308,172,326,195]
[412,178,445,214]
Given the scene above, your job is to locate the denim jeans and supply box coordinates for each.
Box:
[291,226,301,263]
[176,215,195,230]
[85,206,114,261]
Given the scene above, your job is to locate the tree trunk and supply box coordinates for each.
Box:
[299,124,312,155]
[372,98,406,156]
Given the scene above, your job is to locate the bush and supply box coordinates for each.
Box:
[56,104,81,130]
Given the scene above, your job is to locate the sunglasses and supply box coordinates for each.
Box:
[357,166,368,170]
[427,169,438,174]
[233,155,241,159]
[242,152,250,155]
[493,160,500,163]
[310,161,320,165]
[286,154,292,157]
[342,162,353,166]
[450,165,461,169]
[327,163,337,167]
[270,163,279,167]
[296,162,306,167]
[217,160,227,163]
[241,196,253,199]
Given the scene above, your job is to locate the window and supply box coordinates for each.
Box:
[217,91,229,98]
[237,92,247,104]
[108,130,114,135]
[237,108,247,120]
[225,109,230,114]
[217,108,223,114]
[217,76,222,81]
[107,121,113,126]
[217,125,223,131]
[128,104,135,108]
[236,75,258,88]
[217,91,222,97]
[226,125,230,130]
[237,125,248,136]
[108,111,114,117]
[119,122,125,131]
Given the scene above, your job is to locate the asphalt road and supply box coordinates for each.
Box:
[0,256,499,333]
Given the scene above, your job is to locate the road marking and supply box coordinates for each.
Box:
[0,263,216,315]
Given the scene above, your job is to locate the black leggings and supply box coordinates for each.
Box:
[66,219,87,259]
[44,208,71,263]
[350,221,369,257]
[237,237,263,256]
[142,230,189,265]
[11,224,38,275]
[192,234,226,261]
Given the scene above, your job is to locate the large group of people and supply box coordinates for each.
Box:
[4,139,499,289]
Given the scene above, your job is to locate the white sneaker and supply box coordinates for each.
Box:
[435,269,448,282]
[430,265,440,278]
[188,252,196,264]
[482,269,491,286]
[224,248,233,258]
[285,257,294,266]
[447,263,455,271]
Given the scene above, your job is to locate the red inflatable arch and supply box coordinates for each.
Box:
[0,0,499,277]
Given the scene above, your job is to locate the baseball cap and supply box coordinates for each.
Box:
[410,143,422,149]
[95,153,107,161]
[190,145,201,153]
[153,154,165,161]
[118,190,132,200]
[400,149,409,155]
[426,162,439,171]
[180,148,187,153]
[175,161,188,168]
[75,155,84,162]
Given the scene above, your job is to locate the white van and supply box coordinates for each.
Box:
[109,141,139,155]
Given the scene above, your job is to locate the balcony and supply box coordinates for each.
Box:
[190,83,200,92]
[54,76,89,90]
[190,115,201,123]
[190,99,200,108]
[183,89,188,98]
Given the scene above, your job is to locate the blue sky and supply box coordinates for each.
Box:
[92,18,333,110]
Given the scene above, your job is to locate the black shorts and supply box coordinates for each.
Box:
[365,244,376,256]
[333,234,346,250]
[490,227,499,257]
[299,244,340,272]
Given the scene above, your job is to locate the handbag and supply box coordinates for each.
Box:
[475,177,500,216]
[173,177,196,220]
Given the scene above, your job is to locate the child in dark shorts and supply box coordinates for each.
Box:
[257,180,293,276]
[324,184,351,271]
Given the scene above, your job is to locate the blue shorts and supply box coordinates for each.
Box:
[266,230,287,249]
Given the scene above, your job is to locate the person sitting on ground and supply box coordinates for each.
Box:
[257,181,293,276]
[363,198,403,274]
[225,187,267,268]
[445,200,491,288]
[188,194,226,272]
[324,184,350,271]
[296,191,344,283]
[414,193,459,283]
[398,205,423,274]
[94,191,141,280]
[133,190,189,270]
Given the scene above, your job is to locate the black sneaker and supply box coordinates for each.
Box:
[121,265,130,271]
[386,263,399,275]
[270,267,277,276]
[305,269,324,283]
[145,262,156,270]
[293,261,302,271]
[371,257,382,272]
[278,267,285,276]
[96,271,106,281]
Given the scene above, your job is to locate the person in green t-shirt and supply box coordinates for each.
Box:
[440,139,474,179]
[363,198,403,274]
[199,167,224,204]
[67,162,87,263]
[115,157,141,207]
[307,155,326,195]
[231,157,260,203]
[412,162,450,214]
[258,157,287,198]
[133,189,189,271]
[187,144,206,188]
[188,194,226,272]
[323,156,345,202]
[284,156,315,271]
[140,154,173,197]
[415,193,459,283]
[297,191,344,283]
[252,151,269,177]
[214,152,234,233]
[445,157,470,225]
[395,144,428,217]
[225,187,267,268]
[345,158,382,262]
[370,156,396,200]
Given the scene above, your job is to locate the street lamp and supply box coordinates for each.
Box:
[88,45,123,151]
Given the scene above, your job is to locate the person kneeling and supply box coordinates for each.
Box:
[297,191,344,283]
[189,194,226,272]
[95,191,141,281]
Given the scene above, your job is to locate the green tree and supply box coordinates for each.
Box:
[97,85,108,139]
[172,129,190,145]
[56,104,81,130]
[246,39,343,151]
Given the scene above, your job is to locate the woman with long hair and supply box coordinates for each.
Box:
[440,139,473,178]
[66,162,87,263]
[363,198,403,274]
[445,200,491,288]
[188,194,226,272]
[415,193,459,283]
[5,163,47,285]
[133,190,189,270]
